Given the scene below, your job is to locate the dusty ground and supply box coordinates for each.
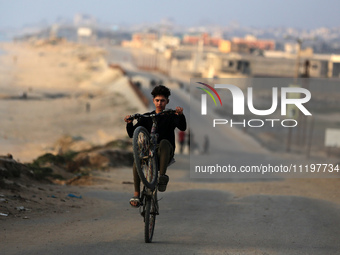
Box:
[3,163,339,222]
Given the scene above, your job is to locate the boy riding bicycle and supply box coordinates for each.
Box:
[124,85,187,207]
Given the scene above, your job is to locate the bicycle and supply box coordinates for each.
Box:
[128,108,176,243]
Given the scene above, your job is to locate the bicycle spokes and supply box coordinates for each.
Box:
[147,157,155,183]
[140,156,154,183]
[137,132,149,158]
[137,132,154,183]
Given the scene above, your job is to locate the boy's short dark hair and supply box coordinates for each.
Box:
[151,85,171,98]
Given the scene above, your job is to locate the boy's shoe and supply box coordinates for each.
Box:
[158,175,169,192]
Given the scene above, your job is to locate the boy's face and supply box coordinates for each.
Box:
[153,95,169,113]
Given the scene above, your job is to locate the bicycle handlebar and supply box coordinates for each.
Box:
[128,109,177,121]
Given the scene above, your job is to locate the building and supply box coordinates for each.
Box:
[219,40,232,53]
[121,32,158,48]
[313,54,340,78]
[183,33,221,47]
[205,50,340,78]
[153,35,181,52]
[205,52,251,77]
[231,36,276,53]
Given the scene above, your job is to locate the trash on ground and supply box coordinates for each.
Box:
[67,193,82,199]
[16,206,26,211]
[0,213,8,217]
[122,181,134,184]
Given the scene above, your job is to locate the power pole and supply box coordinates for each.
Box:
[286,39,302,153]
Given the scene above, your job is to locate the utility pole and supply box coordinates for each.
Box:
[193,35,203,76]
[306,117,315,159]
[294,39,302,82]
[300,60,310,147]
[285,35,315,153]
[286,38,302,153]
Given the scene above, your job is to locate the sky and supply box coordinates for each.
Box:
[0,0,340,29]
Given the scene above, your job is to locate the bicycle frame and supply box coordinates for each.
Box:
[139,186,159,217]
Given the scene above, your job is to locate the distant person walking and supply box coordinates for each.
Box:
[178,130,186,154]
[187,129,198,153]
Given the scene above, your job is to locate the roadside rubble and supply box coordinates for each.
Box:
[0,138,134,220]
[0,185,86,220]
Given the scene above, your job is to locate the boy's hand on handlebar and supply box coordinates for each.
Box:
[124,115,133,123]
[175,107,183,115]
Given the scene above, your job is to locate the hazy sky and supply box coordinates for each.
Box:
[1,0,339,29]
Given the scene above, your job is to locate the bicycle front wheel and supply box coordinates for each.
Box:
[144,196,156,243]
[133,126,157,190]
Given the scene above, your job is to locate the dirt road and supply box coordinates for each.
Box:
[2,154,340,255]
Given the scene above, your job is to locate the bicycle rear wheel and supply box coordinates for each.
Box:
[133,126,157,190]
[144,196,156,243]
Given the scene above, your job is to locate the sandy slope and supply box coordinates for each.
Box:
[0,41,146,162]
